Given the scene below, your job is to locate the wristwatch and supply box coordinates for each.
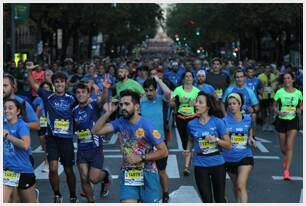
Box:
[216,137,220,143]
[141,154,146,161]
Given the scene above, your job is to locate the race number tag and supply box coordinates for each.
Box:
[40,117,47,127]
[76,129,92,143]
[283,106,296,115]
[181,106,193,115]
[124,169,144,186]
[3,170,20,187]
[264,86,272,94]
[231,133,247,149]
[54,119,69,135]
[198,138,219,154]
[216,89,223,99]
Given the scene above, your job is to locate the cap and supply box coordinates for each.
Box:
[81,74,94,82]
[196,70,206,76]
[171,61,178,66]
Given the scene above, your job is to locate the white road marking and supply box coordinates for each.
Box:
[255,141,269,153]
[300,189,303,203]
[167,186,202,203]
[103,133,118,145]
[254,156,280,159]
[166,155,180,178]
[255,137,272,143]
[174,127,184,151]
[35,162,63,180]
[272,176,303,181]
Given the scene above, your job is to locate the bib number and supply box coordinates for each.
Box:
[198,138,218,154]
[283,106,296,115]
[216,89,223,99]
[3,170,20,187]
[181,106,192,114]
[124,169,144,186]
[264,86,272,93]
[231,134,247,149]
[54,119,69,135]
[40,117,47,127]
[76,129,92,143]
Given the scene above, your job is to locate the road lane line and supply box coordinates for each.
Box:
[272,176,303,181]
[254,156,280,159]
[255,141,269,153]
[166,155,180,178]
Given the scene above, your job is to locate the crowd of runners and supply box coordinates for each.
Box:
[3,55,303,203]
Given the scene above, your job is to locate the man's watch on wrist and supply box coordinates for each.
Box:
[141,154,146,161]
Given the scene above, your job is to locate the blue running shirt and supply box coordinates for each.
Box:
[187,116,227,167]
[222,114,253,162]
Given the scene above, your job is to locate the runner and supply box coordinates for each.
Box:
[73,83,111,202]
[141,77,172,202]
[92,89,168,203]
[273,72,303,180]
[185,91,231,203]
[223,93,256,202]
[4,99,37,203]
[222,70,259,133]
[170,71,200,176]
[195,70,217,98]
[27,62,78,203]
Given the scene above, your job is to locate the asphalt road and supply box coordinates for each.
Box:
[31,122,303,203]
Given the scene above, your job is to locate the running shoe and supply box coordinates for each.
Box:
[162,192,169,203]
[41,162,49,173]
[183,167,190,176]
[70,197,79,203]
[100,168,112,197]
[283,170,291,181]
[54,195,63,203]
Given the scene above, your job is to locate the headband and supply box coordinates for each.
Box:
[227,93,242,105]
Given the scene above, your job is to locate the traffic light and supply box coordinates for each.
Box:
[196,28,200,36]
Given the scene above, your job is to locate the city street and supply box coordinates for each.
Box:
[32,123,303,203]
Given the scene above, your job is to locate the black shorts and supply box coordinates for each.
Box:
[39,127,47,136]
[156,141,168,171]
[18,173,36,190]
[225,156,254,174]
[77,147,104,170]
[274,116,300,133]
[46,135,75,167]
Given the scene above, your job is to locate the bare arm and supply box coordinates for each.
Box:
[4,129,31,150]
[153,75,171,100]
[27,122,40,131]
[92,101,119,135]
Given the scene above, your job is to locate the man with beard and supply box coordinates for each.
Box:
[92,89,168,203]
[115,64,144,98]
[27,61,78,203]
[195,70,217,98]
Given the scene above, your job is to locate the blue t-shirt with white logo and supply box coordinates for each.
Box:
[245,77,261,95]
[4,119,33,173]
[222,114,253,162]
[38,88,76,138]
[222,85,259,114]
[164,70,184,87]
[73,102,102,151]
[187,116,227,167]
[111,117,164,171]
[140,95,165,139]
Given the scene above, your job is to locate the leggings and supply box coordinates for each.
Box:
[194,164,226,203]
[176,116,196,150]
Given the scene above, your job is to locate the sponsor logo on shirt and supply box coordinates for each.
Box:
[135,128,145,138]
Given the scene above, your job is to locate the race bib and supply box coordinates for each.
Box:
[76,129,93,143]
[216,89,223,99]
[231,133,247,149]
[54,119,69,135]
[3,170,20,187]
[198,138,219,154]
[124,169,144,186]
[264,86,272,93]
[283,106,296,115]
[181,106,193,115]
[40,116,47,127]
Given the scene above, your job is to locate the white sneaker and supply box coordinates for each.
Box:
[41,162,49,173]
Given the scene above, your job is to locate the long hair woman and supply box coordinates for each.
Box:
[185,91,231,202]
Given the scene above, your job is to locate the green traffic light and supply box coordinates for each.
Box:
[196,31,200,36]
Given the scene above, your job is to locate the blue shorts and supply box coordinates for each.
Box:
[76,147,104,170]
[120,170,161,203]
